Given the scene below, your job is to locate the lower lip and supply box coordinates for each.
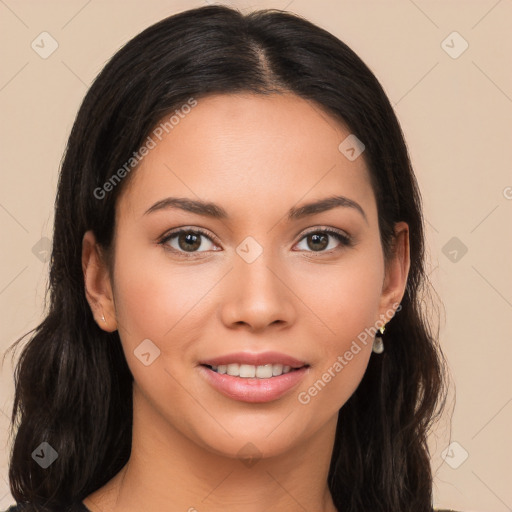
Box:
[198,365,310,403]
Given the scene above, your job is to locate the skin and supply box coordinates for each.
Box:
[82,92,410,512]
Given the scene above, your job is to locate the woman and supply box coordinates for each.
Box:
[2,5,456,512]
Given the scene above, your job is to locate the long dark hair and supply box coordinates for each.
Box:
[3,5,449,511]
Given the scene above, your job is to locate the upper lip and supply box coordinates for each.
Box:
[199,351,309,368]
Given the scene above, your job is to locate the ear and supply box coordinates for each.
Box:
[378,221,410,322]
[82,230,117,332]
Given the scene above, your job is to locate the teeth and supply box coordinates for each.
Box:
[209,363,298,378]
[272,364,283,376]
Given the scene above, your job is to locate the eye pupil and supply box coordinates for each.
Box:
[308,233,328,251]
[179,232,201,251]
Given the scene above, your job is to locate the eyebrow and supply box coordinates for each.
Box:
[144,195,368,224]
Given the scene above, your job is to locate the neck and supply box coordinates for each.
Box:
[85,386,340,512]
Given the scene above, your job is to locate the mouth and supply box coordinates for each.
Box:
[201,363,309,379]
[198,363,311,403]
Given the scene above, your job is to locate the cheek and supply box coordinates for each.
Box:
[110,246,211,417]
[292,240,384,344]
[112,231,195,329]
[111,239,220,370]
[292,244,384,409]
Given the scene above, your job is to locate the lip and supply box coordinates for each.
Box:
[198,351,308,368]
[198,364,310,403]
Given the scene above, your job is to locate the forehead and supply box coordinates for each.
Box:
[117,92,375,222]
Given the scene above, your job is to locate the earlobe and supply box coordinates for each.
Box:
[82,230,117,332]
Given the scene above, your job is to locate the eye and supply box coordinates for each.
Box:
[158,228,220,257]
[158,226,353,258]
[294,228,352,253]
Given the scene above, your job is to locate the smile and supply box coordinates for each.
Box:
[204,363,302,378]
[198,364,310,403]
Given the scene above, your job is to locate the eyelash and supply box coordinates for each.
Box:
[158,226,353,259]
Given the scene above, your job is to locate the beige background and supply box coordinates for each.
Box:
[1,1,511,510]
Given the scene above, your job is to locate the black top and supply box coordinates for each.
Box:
[2,505,462,512]
[3,504,90,512]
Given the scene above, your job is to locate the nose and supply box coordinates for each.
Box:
[219,248,297,333]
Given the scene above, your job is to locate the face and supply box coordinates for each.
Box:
[84,92,408,460]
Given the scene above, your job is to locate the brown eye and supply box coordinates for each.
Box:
[177,231,202,251]
[307,233,329,251]
[295,228,352,253]
[159,228,218,255]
